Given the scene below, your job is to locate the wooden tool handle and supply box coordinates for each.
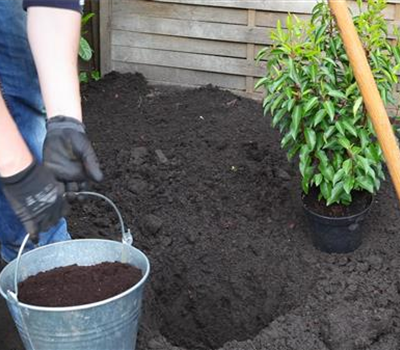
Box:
[329,0,400,203]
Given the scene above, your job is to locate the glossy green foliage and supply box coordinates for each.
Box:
[256,0,400,205]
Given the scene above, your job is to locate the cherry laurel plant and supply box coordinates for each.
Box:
[256,0,400,206]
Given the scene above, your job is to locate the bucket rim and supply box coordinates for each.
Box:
[0,239,150,312]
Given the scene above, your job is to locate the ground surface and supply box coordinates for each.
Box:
[2,72,400,350]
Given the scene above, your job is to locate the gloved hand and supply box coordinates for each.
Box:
[43,116,103,193]
[0,160,66,240]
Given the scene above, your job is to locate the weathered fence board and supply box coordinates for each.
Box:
[101,0,400,97]
[112,46,265,76]
[112,14,271,45]
[112,31,248,58]
[114,61,246,90]
[113,0,248,25]
[153,0,397,18]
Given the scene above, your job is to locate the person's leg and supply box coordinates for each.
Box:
[0,0,70,262]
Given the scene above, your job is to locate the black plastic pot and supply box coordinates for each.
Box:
[302,195,373,254]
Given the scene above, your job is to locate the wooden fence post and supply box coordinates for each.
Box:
[100,0,112,75]
[246,9,256,94]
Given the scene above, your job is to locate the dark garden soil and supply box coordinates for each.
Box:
[2,72,400,350]
[18,262,143,307]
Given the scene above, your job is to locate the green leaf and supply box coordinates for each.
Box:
[281,133,293,149]
[270,75,287,93]
[334,152,344,169]
[304,97,319,113]
[344,177,355,195]
[357,155,375,177]
[320,181,332,201]
[393,46,400,64]
[264,101,273,116]
[323,57,337,66]
[91,70,101,81]
[332,169,345,185]
[272,109,286,127]
[310,64,318,82]
[338,137,351,150]
[288,58,300,84]
[374,177,381,190]
[287,98,296,112]
[304,128,317,150]
[367,144,382,163]
[323,100,335,121]
[341,192,352,205]
[358,129,370,149]
[317,150,329,165]
[380,87,388,105]
[321,66,336,83]
[271,93,286,114]
[353,96,363,117]
[300,155,311,177]
[290,105,302,140]
[335,121,346,136]
[319,163,334,182]
[327,181,344,205]
[328,90,347,99]
[316,133,324,151]
[300,144,310,160]
[81,12,95,27]
[313,109,327,127]
[255,77,269,90]
[302,166,314,194]
[287,144,301,161]
[314,23,329,44]
[313,173,323,186]
[323,126,336,142]
[276,19,284,39]
[342,159,352,174]
[356,176,375,194]
[325,165,335,182]
[263,94,274,108]
[286,14,293,30]
[323,137,338,150]
[256,47,269,62]
[346,82,358,96]
[279,118,290,133]
[329,38,338,57]
[79,37,93,62]
[343,120,358,137]
[79,72,89,83]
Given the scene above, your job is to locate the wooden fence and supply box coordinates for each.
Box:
[100,0,400,98]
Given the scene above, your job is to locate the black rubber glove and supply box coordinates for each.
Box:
[0,161,66,240]
[43,116,103,192]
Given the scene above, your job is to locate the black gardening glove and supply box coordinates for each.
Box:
[43,116,103,194]
[0,161,67,241]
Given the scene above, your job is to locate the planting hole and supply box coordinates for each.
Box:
[152,240,314,350]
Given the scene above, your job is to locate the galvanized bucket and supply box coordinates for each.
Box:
[0,192,150,350]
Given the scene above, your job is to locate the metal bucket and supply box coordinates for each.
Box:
[0,192,150,350]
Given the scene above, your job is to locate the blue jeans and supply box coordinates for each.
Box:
[0,0,70,262]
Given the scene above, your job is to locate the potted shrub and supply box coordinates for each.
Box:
[255,0,400,253]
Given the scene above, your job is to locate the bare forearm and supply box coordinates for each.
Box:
[0,94,32,177]
[27,7,82,121]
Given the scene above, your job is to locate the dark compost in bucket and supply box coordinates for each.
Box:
[18,262,143,307]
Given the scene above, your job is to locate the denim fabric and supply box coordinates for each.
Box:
[0,0,70,262]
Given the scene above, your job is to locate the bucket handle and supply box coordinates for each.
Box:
[12,191,133,299]
[73,191,133,246]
